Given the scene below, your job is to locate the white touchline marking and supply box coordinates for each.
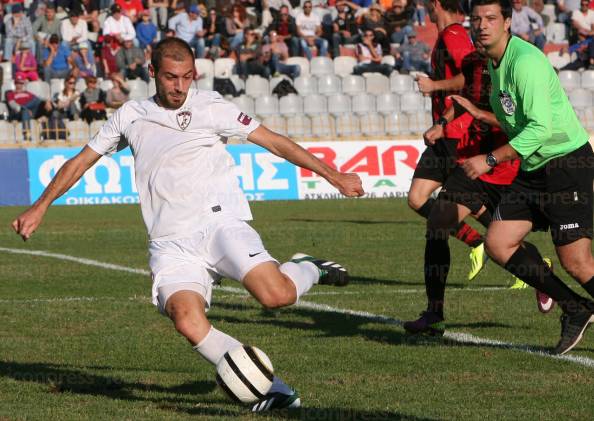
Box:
[1,246,593,368]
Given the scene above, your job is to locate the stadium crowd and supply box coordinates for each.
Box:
[0,0,589,140]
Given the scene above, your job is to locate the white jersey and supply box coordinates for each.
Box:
[88,89,260,241]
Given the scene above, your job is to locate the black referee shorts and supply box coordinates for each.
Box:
[437,166,505,215]
[412,139,459,183]
[493,142,594,246]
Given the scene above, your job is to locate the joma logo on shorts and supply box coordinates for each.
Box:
[560,223,580,230]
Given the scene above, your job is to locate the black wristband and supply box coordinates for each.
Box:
[437,117,448,127]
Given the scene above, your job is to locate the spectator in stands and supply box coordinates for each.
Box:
[203,7,224,59]
[116,34,150,82]
[60,9,89,50]
[79,75,107,123]
[6,74,50,140]
[14,42,39,81]
[136,10,158,51]
[359,3,389,53]
[148,0,169,30]
[265,5,300,57]
[412,0,426,26]
[3,0,26,14]
[101,35,122,78]
[296,0,328,59]
[103,4,136,44]
[267,0,293,17]
[51,74,80,121]
[116,0,144,24]
[226,4,249,51]
[236,29,270,79]
[395,30,430,74]
[572,0,594,40]
[385,0,414,45]
[262,29,301,78]
[42,34,72,81]
[79,0,101,33]
[511,0,546,50]
[168,4,205,57]
[353,29,393,76]
[32,4,61,58]
[105,71,130,109]
[70,42,95,79]
[4,4,34,62]
[332,0,359,58]
[557,0,581,39]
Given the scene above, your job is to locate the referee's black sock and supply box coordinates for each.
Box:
[504,244,589,315]
[414,198,435,219]
[424,238,450,319]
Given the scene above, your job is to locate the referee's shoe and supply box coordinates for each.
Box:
[554,310,594,355]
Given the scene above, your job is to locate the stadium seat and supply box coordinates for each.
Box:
[335,113,360,137]
[303,94,327,116]
[390,73,414,93]
[127,80,149,100]
[294,75,317,96]
[385,111,410,135]
[49,78,64,97]
[262,115,286,135]
[317,74,341,95]
[341,75,365,96]
[311,114,335,138]
[90,119,107,137]
[376,93,400,114]
[100,79,114,92]
[286,114,312,138]
[0,120,15,143]
[270,75,290,92]
[546,23,567,43]
[26,81,50,100]
[230,74,245,92]
[310,56,334,76]
[246,75,270,97]
[360,114,384,136]
[195,77,214,91]
[148,79,156,96]
[547,51,571,70]
[400,91,425,113]
[351,93,376,115]
[581,70,594,89]
[328,93,351,116]
[75,78,87,92]
[279,94,303,116]
[381,55,396,67]
[333,56,357,77]
[558,70,580,91]
[581,106,594,130]
[408,111,432,134]
[195,58,215,79]
[66,120,90,142]
[231,95,255,115]
[286,57,310,76]
[366,73,390,95]
[0,61,12,81]
[569,88,593,109]
[214,58,236,78]
[424,96,432,111]
[255,94,279,117]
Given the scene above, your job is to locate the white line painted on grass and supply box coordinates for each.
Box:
[1,246,593,368]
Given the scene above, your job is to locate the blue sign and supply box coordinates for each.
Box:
[0,149,30,206]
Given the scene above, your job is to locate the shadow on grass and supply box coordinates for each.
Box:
[287,218,420,226]
[349,276,425,287]
[0,360,434,420]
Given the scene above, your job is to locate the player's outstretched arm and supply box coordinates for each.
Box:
[417,73,464,96]
[247,125,364,197]
[12,146,102,241]
[449,95,501,128]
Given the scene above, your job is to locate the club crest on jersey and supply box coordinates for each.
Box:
[237,112,252,126]
[499,91,515,115]
[176,109,192,130]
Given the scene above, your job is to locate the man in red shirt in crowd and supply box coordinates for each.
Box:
[6,74,50,141]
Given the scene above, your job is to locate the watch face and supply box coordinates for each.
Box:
[487,154,497,167]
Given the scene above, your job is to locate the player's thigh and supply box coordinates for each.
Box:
[485,220,533,263]
[242,261,296,306]
[208,218,278,282]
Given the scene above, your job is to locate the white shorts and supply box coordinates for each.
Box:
[149,214,277,315]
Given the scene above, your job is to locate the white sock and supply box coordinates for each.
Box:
[192,326,242,365]
[280,261,319,300]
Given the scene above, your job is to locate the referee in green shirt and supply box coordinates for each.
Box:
[462,0,594,354]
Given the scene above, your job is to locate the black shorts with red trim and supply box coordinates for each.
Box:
[437,166,505,215]
[493,142,594,246]
[412,139,458,183]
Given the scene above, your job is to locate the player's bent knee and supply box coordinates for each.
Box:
[257,288,296,309]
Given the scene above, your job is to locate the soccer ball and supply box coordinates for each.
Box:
[216,345,274,403]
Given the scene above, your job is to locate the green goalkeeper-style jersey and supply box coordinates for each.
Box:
[489,36,589,171]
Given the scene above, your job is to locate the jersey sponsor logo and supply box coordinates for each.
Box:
[176,109,192,130]
[499,91,515,115]
[237,112,252,126]
[560,223,580,230]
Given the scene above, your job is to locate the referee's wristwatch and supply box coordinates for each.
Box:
[486,153,498,168]
[437,117,448,128]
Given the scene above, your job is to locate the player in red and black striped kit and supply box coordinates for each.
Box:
[408,0,488,282]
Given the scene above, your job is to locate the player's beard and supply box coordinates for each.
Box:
[155,85,187,109]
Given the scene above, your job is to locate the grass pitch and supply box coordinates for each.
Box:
[0,199,592,421]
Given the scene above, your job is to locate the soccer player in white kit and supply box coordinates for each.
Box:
[12,37,364,411]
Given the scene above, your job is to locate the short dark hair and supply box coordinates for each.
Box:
[151,37,195,74]
[471,0,513,19]
[433,0,462,13]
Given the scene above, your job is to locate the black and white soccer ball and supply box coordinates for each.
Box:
[216,345,274,403]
